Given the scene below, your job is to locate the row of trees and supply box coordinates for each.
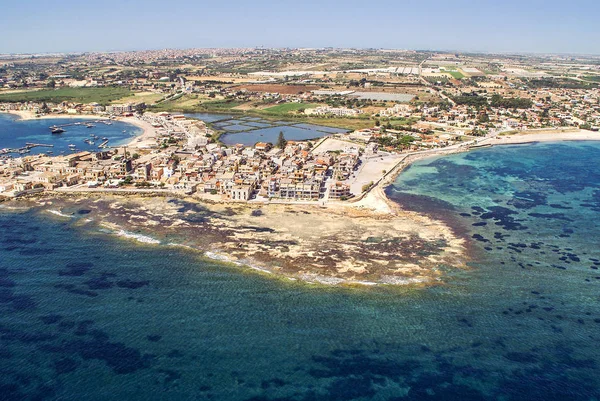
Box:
[452,93,532,109]
[375,134,416,150]
[524,78,598,90]
[490,94,532,109]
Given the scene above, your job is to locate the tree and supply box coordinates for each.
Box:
[47,80,56,88]
[277,131,287,149]
[362,181,374,193]
[477,112,490,124]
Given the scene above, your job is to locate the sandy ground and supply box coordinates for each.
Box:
[485,129,599,145]
[120,117,158,149]
[2,110,109,121]
[349,154,403,196]
[312,137,363,154]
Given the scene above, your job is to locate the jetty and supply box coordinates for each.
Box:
[1,143,54,155]
[25,143,54,148]
[49,120,112,129]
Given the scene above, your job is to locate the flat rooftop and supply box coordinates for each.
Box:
[350,92,415,102]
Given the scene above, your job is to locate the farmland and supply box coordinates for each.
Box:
[232,84,321,95]
[444,70,465,79]
[110,91,164,105]
[0,87,132,105]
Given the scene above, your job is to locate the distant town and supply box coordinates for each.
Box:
[1,48,599,202]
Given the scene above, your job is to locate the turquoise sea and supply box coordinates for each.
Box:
[0,113,142,155]
[1,141,600,400]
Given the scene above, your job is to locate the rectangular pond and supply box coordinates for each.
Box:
[185,113,350,147]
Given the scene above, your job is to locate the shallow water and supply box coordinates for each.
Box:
[184,112,347,146]
[1,141,600,400]
[0,113,142,155]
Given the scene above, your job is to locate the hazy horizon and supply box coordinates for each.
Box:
[2,46,600,58]
[2,0,599,55]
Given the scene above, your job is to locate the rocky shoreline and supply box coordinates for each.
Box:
[4,192,469,286]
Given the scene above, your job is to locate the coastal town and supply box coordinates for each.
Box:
[0,107,403,203]
[1,48,599,205]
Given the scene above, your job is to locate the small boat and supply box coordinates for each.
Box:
[102,137,108,140]
[50,127,65,134]
[68,144,76,149]
[86,124,95,128]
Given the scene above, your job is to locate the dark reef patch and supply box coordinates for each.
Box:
[58,262,94,277]
[53,357,80,375]
[116,279,150,289]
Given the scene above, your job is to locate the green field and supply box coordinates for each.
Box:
[150,96,246,113]
[112,92,164,105]
[583,75,600,83]
[0,87,132,105]
[262,103,319,114]
[444,70,465,79]
[199,100,245,110]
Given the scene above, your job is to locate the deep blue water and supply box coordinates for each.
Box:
[1,141,600,400]
[0,113,142,155]
[184,113,347,146]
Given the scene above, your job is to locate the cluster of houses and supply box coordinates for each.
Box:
[305,106,363,117]
[372,86,600,133]
[0,101,144,117]
[0,115,357,201]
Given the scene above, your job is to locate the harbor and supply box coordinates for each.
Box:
[0,114,141,156]
[48,119,114,129]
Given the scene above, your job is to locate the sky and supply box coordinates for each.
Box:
[1,0,599,55]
